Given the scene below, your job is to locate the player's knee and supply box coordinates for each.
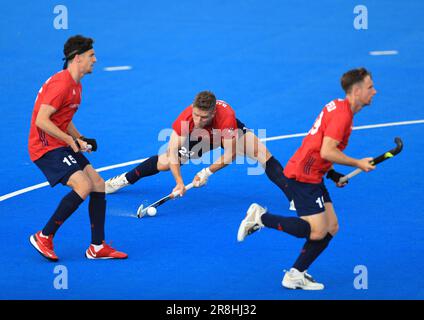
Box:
[328,223,339,236]
[72,177,93,198]
[91,176,105,192]
[309,228,328,241]
[157,154,170,171]
[157,162,169,171]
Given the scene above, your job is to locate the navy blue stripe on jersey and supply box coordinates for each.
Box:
[42,131,48,146]
[38,129,48,147]
[304,156,315,175]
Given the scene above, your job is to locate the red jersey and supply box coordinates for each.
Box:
[284,98,353,183]
[172,100,238,143]
[28,70,82,161]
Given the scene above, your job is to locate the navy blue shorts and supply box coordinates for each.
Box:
[178,118,248,161]
[34,147,91,187]
[285,175,332,217]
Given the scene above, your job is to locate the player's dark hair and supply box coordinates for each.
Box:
[341,68,372,93]
[193,91,217,111]
[62,35,94,69]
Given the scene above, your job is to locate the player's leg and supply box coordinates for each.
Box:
[75,150,127,259]
[293,184,336,271]
[156,151,174,171]
[30,169,90,261]
[126,154,163,182]
[279,211,328,290]
[323,202,339,236]
[83,164,106,246]
[106,137,201,194]
[236,125,292,202]
[238,174,317,242]
[30,147,93,259]
[320,181,339,236]
[236,128,270,164]
[66,170,93,198]
[237,203,311,242]
[46,169,91,232]
[53,159,94,236]
[283,180,333,290]
[237,204,326,289]
[105,154,162,193]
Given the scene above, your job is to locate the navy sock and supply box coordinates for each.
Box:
[265,156,292,202]
[125,155,160,184]
[42,190,84,236]
[292,233,333,272]
[261,212,311,238]
[89,192,106,245]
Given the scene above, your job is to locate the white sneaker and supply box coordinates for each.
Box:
[282,268,324,290]
[105,173,129,194]
[237,203,267,242]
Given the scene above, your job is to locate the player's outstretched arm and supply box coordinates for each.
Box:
[321,136,375,172]
[168,130,187,196]
[193,137,237,187]
[211,137,237,172]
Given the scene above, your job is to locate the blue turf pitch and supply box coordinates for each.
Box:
[0,0,423,299]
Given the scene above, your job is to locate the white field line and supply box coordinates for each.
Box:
[369,50,398,56]
[262,119,424,142]
[1,119,423,202]
[103,66,132,71]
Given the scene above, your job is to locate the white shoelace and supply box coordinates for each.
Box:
[109,175,125,187]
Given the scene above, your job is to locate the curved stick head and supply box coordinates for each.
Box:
[394,137,403,155]
[136,204,144,218]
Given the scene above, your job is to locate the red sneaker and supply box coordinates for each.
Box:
[85,241,128,259]
[29,231,59,262]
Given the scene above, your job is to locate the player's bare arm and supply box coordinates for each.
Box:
[66,121,91,152]
[210,136,237,173]
[67,121,82,139]
[320,136,375,172]
[68,121,97,152]
[192,136,237,188]
[168,130,187,196]
[35,104,85,152]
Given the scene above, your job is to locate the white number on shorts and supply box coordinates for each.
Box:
[63,155,77,166]
[315,196,325,208]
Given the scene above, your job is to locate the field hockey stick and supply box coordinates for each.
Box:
[137,182,194,218]
[74,139,92,151]
[339,137,403,184]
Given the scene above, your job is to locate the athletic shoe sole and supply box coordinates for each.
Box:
[85,250,128,260]
[29,235,58,262]
[282,280,324,290]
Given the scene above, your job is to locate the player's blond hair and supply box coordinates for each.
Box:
[193,91,216,111]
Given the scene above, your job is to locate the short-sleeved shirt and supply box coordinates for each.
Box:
[284,98,353,183]
[28,70,82,161]
[172,100,238,145]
